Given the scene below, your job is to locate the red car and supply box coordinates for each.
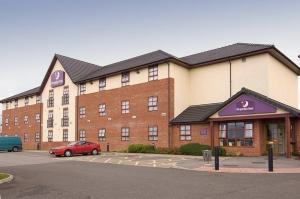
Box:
[49,141,101,157]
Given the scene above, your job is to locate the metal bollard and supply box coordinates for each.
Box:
[268,143,273,172]
[107,143,110,152]
[215,146,219,170]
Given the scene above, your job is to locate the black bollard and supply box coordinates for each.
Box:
[268,144,273,172]
[215,146,219,170]
[107,143,110,152]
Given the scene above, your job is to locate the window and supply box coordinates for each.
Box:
[62,86,69,105]
[148,96,158,111]
[79,107,86,118]
[121,100,129,114]
[121,127,130,141]
[25,97,29,106]
[36,95,41,104]
[63,129,68,142]
[47,110,53,128]
[35,132,40,142]
[98,104,106,116]
[48,90,54,107]
[14,117,19,126]
[62,108,69,127]
[148,126,158,141]
[80,84,86,95]
[99,78,106,91]
[24,115,29,125]
[36,113,40,123]
[14,100,18,108]
[121,72,130,86]
[219,122,253,147]
[24,133,29,142]
[79,129,86,141]
[5,118,9,126]
[98,128,106,141]
[180,125,191,141]
[6,102,9,109]
[148,65,158,81]
[48,130,53,142]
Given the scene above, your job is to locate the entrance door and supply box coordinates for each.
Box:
[266,123,285,156]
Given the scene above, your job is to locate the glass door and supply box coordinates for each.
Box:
[266,123,285,156]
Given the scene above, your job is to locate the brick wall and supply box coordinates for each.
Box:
[2,103,42,150]
[77,78,174,151]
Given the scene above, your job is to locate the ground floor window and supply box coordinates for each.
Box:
[35,132,40,142]
[63,129,68,142]
[98,128,106,141]
[180,125,191,141]
[121,127,130,141]
[48,130,53,142]
[219,121,253,147]
[79,130,86,141]
[148,126,158,141]
[24,133,29,142]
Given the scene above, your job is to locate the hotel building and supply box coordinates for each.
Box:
[1,43,300,157]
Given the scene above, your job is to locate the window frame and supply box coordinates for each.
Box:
[121,127,130,141]
[79,84,86,95]
[24,115,29,125]
[79,129,86,141]
[24,97,29,106]
[98,103,106,116]
[121,72,130,86]
[99,78,106,91]
[63,129,68,142]
[79,107,86,118]
[98,128,106,141]
[121,100,130,114]
[180,125,192,141]
[148,96,158,111]
[148,126,158,141]
[35,132,40,142]
[48,130,53,142]
[14,116,19,126]
[148,65,158,81]
[24,132,29,142]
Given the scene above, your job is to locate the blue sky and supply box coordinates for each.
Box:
[0,0,300,101]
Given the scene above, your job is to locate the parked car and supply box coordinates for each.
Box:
[0,136,22,152]
[49,141,100,157]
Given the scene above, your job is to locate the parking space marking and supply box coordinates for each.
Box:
[104,158,111,163]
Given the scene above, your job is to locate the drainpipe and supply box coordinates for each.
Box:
[76,85,79,141]
[229,60,232,97]
[167,62,171,148]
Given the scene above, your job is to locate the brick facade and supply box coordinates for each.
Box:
[77,78,174,151]
[2,103,42,150]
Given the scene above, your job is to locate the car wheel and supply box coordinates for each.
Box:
[64,150,72,157]
[12,146,18,152]
[91,149,98,155]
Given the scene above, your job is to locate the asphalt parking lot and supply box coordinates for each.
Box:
[1,151,300,199]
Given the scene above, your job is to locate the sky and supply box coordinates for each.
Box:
[0,0,300,103]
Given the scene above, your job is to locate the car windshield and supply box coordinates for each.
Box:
[67,142,78,146]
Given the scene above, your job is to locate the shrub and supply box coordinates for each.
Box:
[179,143,210,156]
[128,144,155,153]
[212,147,226,156]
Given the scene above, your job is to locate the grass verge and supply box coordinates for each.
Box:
[0,173,9,180]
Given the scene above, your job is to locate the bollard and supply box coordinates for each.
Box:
[215,146,219,170]
[268,144,273,172]
[107,143,110,152]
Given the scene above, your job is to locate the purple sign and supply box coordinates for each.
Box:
[218,94,277,116]
[51,70,65,88]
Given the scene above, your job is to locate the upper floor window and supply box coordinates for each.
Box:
[63,129,68,142]
[62,86,69,105]
[36,113,40,123]
[5,118,9,126]
[14,100,18,108]
[14,117,19,126]
[63,108,68,118]
[121,100,130,114]
[48,110,53,119]
[79,129,86,141]
[79,107,86,118]
[49,90,54,98]
[25,97,29,106]
[219,122,253,147]
[148,96,158,111]
[99,104,106,116]
[98,128,106,141]
[148,126,158,141]
[36,95,41,104]
[24,133,29,142]
[24,115,29,125]
[47,110,53,128]
[148,65,158,81]
[48,90,54,107]
[121,127,130,141]
[99,78,106,91]
[48,130,53,142]
[121,72,130,86]
[80,84,86,95]
[35,132,40,142]
[6,102,9,109]
[180,125,191,141]
[62,108,69,127]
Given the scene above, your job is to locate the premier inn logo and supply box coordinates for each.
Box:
[236,100,255,111]
[51,70,65,88]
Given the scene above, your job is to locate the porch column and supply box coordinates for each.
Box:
[210,121,214,147]
[285,116,291,158]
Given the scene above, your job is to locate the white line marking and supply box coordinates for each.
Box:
[135,161,139,166]
[105,158,111,163]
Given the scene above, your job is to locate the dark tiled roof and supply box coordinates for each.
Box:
[180,43,273,65]
[0,86,40,102]
[170,87,300,124]
[79,50,175,82]
[170,103,223,124]
[55,54,101,83]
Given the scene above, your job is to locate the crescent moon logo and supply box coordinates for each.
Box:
[241,100,249,108]
[55,72,60,80]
